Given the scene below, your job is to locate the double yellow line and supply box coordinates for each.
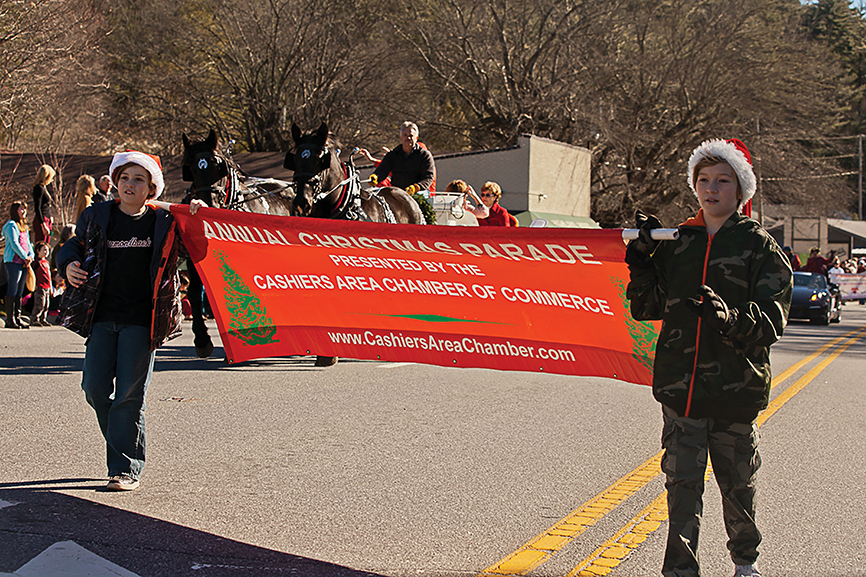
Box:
[478,324,866,577]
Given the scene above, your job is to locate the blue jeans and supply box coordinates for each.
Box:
[4,262,25,298]
[82,322,155,480]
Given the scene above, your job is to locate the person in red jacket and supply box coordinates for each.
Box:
[28,241,52,326]
[782,246,801,271]
[476,181,518,227]
[801,247,834,275]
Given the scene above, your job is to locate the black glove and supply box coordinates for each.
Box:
[685,285,738,334]
[625,210,662,266]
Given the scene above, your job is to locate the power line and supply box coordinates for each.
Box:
[763,171,859,181]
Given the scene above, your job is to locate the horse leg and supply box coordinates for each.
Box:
[187,265,215,358]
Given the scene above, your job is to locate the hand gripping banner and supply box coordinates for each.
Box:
[169,204,659,385]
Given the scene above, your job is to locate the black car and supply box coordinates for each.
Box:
[789,271,842,325]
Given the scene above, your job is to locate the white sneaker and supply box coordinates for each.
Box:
[733,564,761,577]
[106,474,140,491]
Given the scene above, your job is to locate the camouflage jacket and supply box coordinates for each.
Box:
[56,200,183,351]
[627,211,792,422]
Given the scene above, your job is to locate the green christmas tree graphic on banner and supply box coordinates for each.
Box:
[613,277,657,375]
[214,249,279,346]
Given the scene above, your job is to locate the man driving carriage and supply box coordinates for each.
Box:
[369,121,436,194]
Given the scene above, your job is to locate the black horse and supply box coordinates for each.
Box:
[285,122,425,224]
[181,129,294,358]
[285,122,425,366]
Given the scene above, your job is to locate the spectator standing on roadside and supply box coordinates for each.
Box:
[782,246,801,271]
[50,224,75,276]
[31,164,56,243]
[626,138,792,577]
[3,201,35,329]
[94,175,115,203]
[74,175,98,223]
[57,151,206,492]
[369,121,436,194]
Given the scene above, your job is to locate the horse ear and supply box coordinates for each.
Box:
[182,165,193,182]
[316,122,329,142]
[291,123,301,142]
[206,129,218,149]
[284,151,295,171]
[182,133,191,149]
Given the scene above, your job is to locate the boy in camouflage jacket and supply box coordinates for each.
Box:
[626,139,792,577]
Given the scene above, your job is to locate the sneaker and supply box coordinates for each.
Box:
[733,564,761,577]
[106,474,140,491]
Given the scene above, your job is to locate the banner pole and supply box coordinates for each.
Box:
[621,228,679,241]
[148,200,173,211]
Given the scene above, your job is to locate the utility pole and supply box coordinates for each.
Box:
[857,134,863,220]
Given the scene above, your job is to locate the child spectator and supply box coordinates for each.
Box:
[48,270,65,322]
[446,179,490,221]
[28,241,52,326]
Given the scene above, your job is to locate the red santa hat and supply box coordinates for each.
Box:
[109,150,165,199]
[687,138,756,209]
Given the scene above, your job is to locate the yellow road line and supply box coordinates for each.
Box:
[477,453,663,575]
[476,324,866,577]
[565,326,866,577]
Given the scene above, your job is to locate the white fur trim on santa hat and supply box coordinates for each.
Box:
[109,151,165,199]
[687,139,756,208]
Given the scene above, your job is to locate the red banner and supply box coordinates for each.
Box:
[170,205,658,385]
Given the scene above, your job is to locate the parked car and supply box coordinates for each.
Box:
[789,271,842,325]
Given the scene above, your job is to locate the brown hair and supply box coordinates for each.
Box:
[9,201,29,229]
[113,162,157,198]
[692,156,743,204]
[445,179,468,193]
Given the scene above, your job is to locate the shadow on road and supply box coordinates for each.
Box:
[0,345,374,377]
[0,355,83,376]
[0,483,385,577]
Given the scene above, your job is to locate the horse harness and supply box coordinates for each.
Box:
[294,145,397,223]
[188,150,292,212]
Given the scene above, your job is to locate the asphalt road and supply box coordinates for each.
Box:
[1,305,865,577]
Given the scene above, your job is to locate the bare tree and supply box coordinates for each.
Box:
[383,0,621,150]
[0,0,105,153]
[103,0,405,153]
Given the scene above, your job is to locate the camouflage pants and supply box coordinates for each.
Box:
[661,406,761,577]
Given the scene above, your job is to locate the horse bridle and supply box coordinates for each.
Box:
[188,151,232,207]
[293,144,339,204]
